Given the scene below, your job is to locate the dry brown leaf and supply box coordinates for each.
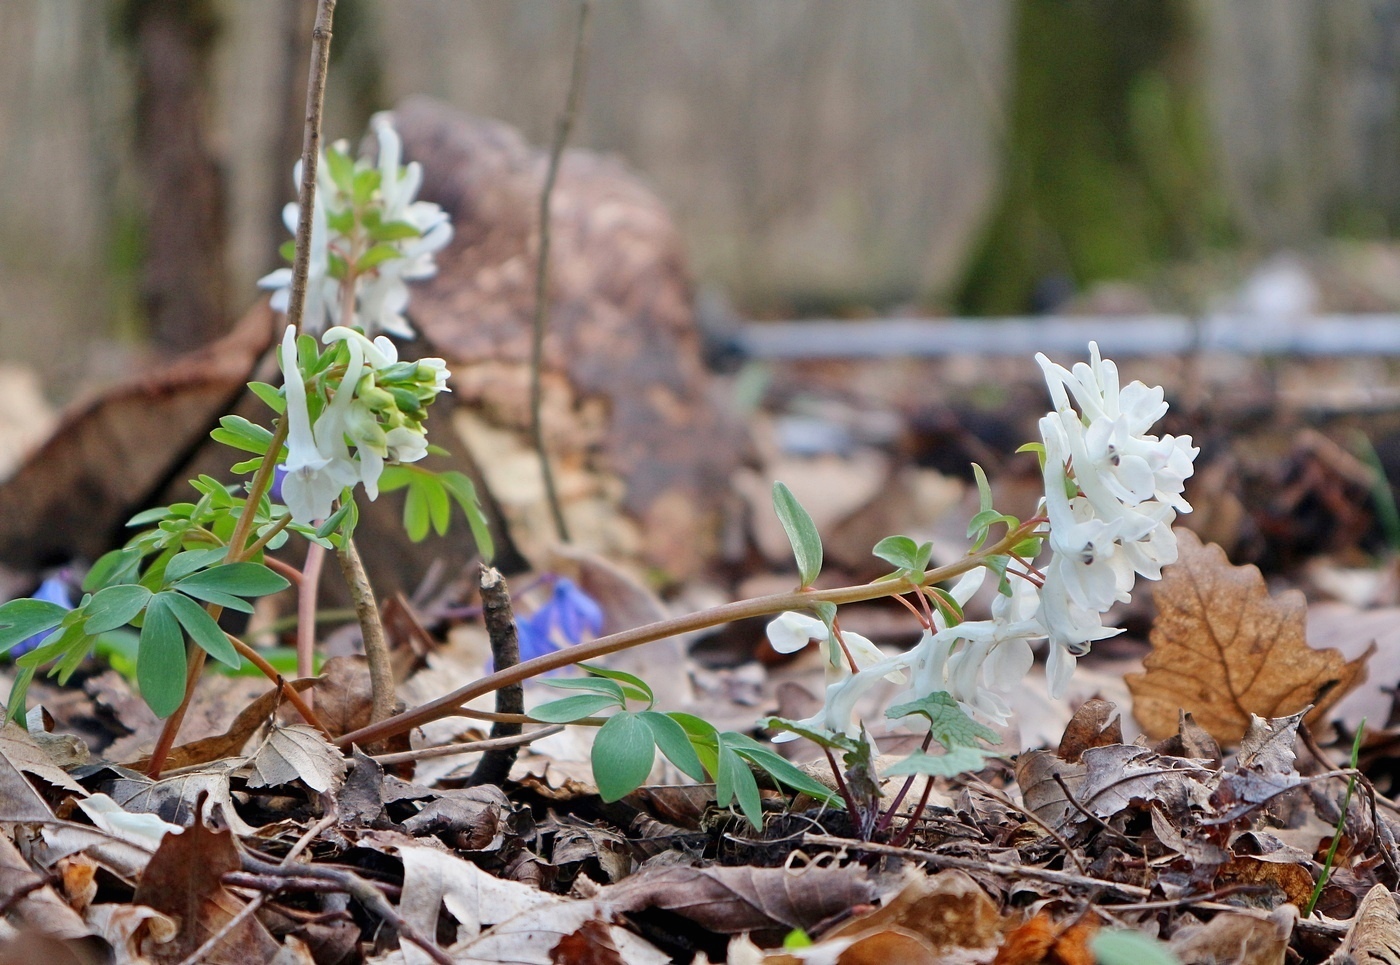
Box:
[1323,883,1400,965]
[1056,698,1122,764]
[994,912,1096,965]
[1168,906,1295,965]
[1216,856,1315,908]
[824,871,1001,952]
[599,863,876,944]
[548,917,625,965]
[125,679,315,773]
[1127,529,1373,743]
[132,811,279,963]
[242,724,348,794]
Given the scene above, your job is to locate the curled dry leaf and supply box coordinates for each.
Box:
[1168,906,1296,965]
[242,723,349,794]
[1323,883,1400,965]
[1018,743,1212,833]
[1056,697,1123,764]
[1127,529,1373,744]
[598,863,877,943]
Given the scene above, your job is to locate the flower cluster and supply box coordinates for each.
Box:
[766,344,1198,739]
[278,324,451,525]
[259,114,452,339]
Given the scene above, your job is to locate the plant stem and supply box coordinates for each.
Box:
[334,524,1038,750]
[298,542,326,692]
[1305,720,1366,916]
[336,536,395,725]
[147,0,335,776]
[226,633,330,738]
[528,0,591,544]
[243,512,293,558]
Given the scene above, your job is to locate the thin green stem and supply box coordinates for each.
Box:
[334,522,1040,750]
[243,512,293,559]
[1305,720,1366,916]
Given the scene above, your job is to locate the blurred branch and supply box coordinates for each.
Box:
[530,0,592,545]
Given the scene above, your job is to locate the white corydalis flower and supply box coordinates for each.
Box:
[279,325,364,524]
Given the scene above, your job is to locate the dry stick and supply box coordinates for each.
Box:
[469,566,525,786]
[148,0,335,780]
[333,524,1038,749]
[1051,772,1143,856]
[240,853,453,965]
[225,632,330,738]
[337,537,395,725]
[528,0,591,543]
[373,726,563,767]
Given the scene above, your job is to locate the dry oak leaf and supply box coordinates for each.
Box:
[1126,529,1373,744]
[1323,883,1400,965]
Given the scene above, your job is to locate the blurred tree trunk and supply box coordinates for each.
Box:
[955,0,1232,315]
[119,0,229,352]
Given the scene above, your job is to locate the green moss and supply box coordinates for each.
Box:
[953,0,1234,315]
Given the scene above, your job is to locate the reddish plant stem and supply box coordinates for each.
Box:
[889,777,937,849]
[225,633,330,738]
[877,731,935,835]
[333,525,1040,750]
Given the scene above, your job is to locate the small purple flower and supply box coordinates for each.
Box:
[269,464,289,504]
[511,577,604,665]
[13,573,74,656]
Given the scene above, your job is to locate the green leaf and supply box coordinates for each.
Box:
[544,677,627,702]
[972,463,994,513]
[324,145,355,193]
[355,243,403,272]
[0,599,71,655]
[578,664,653,707]
[162,592,239,669]
[772,481,823,588]
[1091,930,1180,965]
[425,476,451,537]
[314,499,356,540]
[716,739,763,827]
[169,585,254,614]
[731,741,842,806]
[247,381,286,414]
[639,711,706,781]
[761,717,861,755]
[84,547,145,591]
[278,239,296,263]
[441,472,495,562]
[872,535,919,570]
[883,746,991,777]
[403,482,430,542]
[528,692,620,723]
[83,584,152,634]
[127,506,174,526]
[924,586,965,626]
[211,415,275,455]
[886,691,1000,750]
[138,594,187,718]
[175,562,289,599]
[352,166,381,205]
[668,712,720,775]
[592,711,657,802]
[370,219,423,242]
[164,547,229,583]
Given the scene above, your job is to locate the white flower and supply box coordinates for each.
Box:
[278,326,364,524]
[765,611,903,683]
[323,325,399,370]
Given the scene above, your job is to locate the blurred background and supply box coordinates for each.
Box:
[10,1,1400,396]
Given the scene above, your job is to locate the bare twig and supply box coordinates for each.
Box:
[971,781,1086,874]
[1051,772,1143,856]
[336,536,395,725]
[334,524,1041,749]
[180,801,339,965]
[529,0,591,543]
[240,853,452,965]
[372,725,564,767]
[470,566,525,786]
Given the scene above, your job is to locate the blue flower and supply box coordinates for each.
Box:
[12,573,74,656]
[511,577,604,665]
